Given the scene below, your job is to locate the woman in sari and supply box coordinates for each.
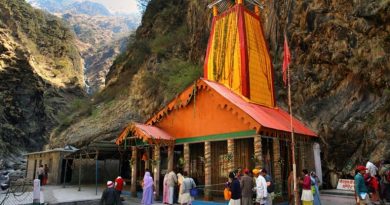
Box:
[142,171,154,205]
[163,173,169,204]
[310,171,321,205]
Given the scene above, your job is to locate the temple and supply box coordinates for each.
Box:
[116,0,321,200]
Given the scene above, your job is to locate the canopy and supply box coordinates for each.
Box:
[116,122,174,145]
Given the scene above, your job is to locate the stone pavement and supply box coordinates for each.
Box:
[2,186,390,205]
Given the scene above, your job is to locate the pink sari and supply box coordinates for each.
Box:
[163,174,169,203]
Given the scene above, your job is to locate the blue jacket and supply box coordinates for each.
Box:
[354,173,368,195]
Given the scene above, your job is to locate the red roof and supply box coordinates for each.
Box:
[115,122,174,145]
[133,123,174,141]
[203,79,317,137]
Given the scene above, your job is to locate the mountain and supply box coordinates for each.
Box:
[27,0,111,16]
[53,0,389,180]
[27,0,139,93]
[0,0,86,159]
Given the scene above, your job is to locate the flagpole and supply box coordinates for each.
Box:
[287,63,298,205]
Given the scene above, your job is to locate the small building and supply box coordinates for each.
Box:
[25,142,122,186]
[25,147,77,184]
[116,0,321,200]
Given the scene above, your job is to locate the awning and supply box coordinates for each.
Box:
[116,122,174,145]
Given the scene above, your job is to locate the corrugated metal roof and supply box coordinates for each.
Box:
[203,79,317,137]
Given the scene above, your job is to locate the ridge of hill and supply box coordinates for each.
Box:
[0,0,86,159]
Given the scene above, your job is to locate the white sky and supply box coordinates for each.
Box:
[87,0,140,15]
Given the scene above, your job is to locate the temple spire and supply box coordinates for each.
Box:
[204,0,275,107]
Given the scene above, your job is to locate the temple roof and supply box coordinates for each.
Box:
[203,79,317,137]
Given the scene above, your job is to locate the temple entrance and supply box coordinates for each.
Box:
[189,143,205,186]
[234,138,255,170]
[211,141,227,197]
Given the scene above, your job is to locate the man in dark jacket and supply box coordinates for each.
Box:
[101,181,122,205]
[229,171,241,205]
[240,169,254,205]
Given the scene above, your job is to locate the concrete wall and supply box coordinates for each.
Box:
[71,159,120,185]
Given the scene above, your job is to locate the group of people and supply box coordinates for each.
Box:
[36,164,49,186]
[225,168,321,205]
[354,159,390,205]
[225,168,276,205]
[100,176,125,205]
[163,169,197,205]
[296,169,321,205]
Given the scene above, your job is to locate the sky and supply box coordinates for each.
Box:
[87,0,140,15]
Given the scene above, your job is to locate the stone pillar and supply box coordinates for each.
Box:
[204,141,212,200]
[254,135,263,168]
[313,143,323,184]
[183,143,190,173]
[272,138,282,191]
[153,146,161,199]
[130,146,138,197]
[168,145,174,171]
[227,139,235,171]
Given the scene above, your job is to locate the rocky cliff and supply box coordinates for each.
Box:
[27,0,139,94]
[53,0,389,178]
[0,0,85,158]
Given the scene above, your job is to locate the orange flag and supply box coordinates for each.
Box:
[283,35,291,86]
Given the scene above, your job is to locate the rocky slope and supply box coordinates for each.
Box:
[61,13,135,93]
[54,0,389,178]
[0,0,85,158]
[27,0,139,93]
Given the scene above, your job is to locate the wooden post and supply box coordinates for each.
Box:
[168,145,174,172]
[204,141,212,200]
[78,153,82,191]
[273,138,282,191]
[183,143,190,173]
[145,149,150,170]
[227,139,235,171]
[95,151,99,195]
[153,146,161,199]
[254,135,263,168]
[63,159,68,188]
[131,147,138,197]
[301,141,306,170]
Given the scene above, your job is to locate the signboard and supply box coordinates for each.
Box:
[336,179,355,191]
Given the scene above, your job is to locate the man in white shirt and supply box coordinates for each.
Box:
[253,169,267,205]
[166,169,177,205]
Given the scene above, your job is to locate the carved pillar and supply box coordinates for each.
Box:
[273,138,282,191]
[204,141,212,200]
[183,143,190,173]
[130,146,138,197]
[153,146,161,199]
[254,135,263,168]
[168,145,174,171]
[227,139,235,171]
